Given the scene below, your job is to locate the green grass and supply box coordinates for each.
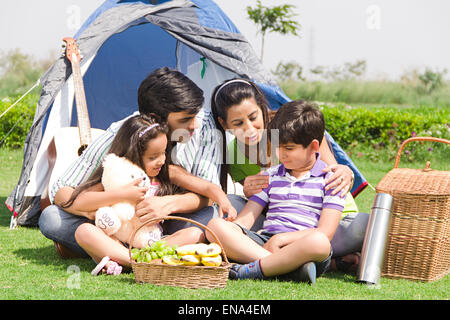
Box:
[0,148,449,300]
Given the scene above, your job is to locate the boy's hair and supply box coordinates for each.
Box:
[269,100,325,148]
[137,67,204,122]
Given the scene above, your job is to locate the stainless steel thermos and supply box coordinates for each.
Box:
[357,193,393,285]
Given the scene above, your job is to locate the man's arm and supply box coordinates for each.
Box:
[134,192,209,222]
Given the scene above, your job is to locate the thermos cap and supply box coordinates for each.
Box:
[372,193,393,210]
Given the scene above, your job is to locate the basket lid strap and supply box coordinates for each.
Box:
[394,137,450,168]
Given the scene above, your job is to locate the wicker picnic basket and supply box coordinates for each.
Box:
[128,216,232,289]
[376,137,450,282]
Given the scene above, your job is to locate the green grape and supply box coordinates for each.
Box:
[131,248,140,260]
[143,252,151,263]
[150,251,158,260]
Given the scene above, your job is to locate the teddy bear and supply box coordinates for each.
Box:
[94,153,163,248]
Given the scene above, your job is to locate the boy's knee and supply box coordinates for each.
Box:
[309,231,332,261]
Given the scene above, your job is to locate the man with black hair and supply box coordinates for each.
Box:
[40,67,222,258]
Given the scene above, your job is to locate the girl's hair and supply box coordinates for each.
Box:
[61,114,177,209]
[210,78,271,192]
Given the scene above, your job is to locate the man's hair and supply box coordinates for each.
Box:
[269,100,325,148]
[137,67,204,122]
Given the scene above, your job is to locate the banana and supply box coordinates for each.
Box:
[180,254,201,266]
[176,243,208,256]
[201,255,222,267]
[162,255,183,266]
[196,243,222,257]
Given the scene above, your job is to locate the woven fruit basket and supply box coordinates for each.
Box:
[376,137,450,282]
[128,216,232,289]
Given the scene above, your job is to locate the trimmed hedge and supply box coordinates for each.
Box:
[322,103,449,162]
[0,93,449,155]
[322,103,449,150]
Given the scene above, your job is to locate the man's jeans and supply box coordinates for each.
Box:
[39,195,368,258]
[38,201,224,257]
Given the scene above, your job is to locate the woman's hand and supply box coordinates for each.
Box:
[243,172,269,198]
[323,164,354,197]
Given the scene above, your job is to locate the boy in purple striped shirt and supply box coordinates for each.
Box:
[206,101,345,284]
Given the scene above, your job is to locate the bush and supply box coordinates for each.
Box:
[322,103,450,162]
[0,92,38,148]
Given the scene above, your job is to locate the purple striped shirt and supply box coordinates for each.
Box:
[249,153,346,234]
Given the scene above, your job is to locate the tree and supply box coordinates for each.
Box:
[272,61,305,82]
[0,49,55,96]
[247,1,300,63]
[418,68,447,94]
[310,60,367,81]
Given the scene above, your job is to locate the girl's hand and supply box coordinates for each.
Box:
[120,178,149,204]
[243,172,269,198]
[323,164,354,197]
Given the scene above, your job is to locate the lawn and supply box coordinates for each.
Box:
[0,148,448,301]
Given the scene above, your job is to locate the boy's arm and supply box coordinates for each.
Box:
[233,200,264,230]
[263,207,341,253]
[316,207,342,241]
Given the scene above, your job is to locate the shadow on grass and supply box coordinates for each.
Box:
[13,245,92,271]
[322,271,358,283]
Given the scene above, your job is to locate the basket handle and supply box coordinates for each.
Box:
[128,216,229,264]
[394,137,450,168]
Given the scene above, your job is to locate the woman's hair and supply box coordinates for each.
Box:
[210,78,271,192]
[269,100,325,148]
[61,114,178,209]
[137,67,204,122]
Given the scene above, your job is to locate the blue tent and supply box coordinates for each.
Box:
[6,0,367,226]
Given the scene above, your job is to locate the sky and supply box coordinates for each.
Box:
[1,0,450,80]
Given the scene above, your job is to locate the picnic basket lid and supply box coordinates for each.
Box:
[376,137,450,196]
